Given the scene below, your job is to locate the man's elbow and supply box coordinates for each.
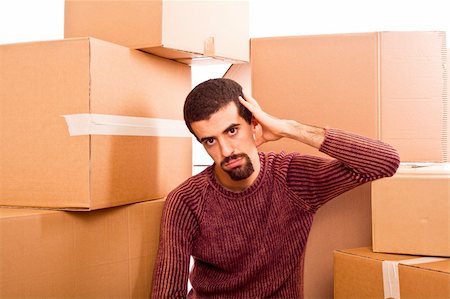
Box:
[383,146,401,178]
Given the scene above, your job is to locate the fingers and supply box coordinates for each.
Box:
[238,96,251,112]
[241,90,261,108]
[239,93,262,118]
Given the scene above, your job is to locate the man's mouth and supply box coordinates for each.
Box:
[221,154,245,169]
[225,157,243,168]
[220,153,255,181]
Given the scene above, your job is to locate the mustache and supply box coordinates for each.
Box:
[221,153,247,166]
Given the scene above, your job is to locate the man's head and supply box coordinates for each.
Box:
[184,78,252,140]
[184,78,260,190]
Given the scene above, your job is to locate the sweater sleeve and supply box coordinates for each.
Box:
[287,128,400,212]
[151,190,198,298]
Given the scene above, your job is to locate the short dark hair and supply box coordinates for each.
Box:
[183,78,252,139]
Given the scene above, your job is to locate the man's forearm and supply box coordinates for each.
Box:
[283,120,325,149]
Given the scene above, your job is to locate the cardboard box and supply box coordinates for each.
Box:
[251,31,447,162]
[372,163,450,257]
[334,247,450,299]
[0,199,165,299]
[447,48,450,162]
[223,63,252,94]
[0,38,192,210]
[64,0,249,64]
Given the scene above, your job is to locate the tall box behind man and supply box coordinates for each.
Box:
[250,31,447,298]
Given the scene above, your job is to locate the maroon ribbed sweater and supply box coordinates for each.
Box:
[152,129,400,298]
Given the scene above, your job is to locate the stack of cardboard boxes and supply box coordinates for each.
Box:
[333,47,450,299]
[248,32,449,298]
[0,37,193,298]
[334,163,449,299]
[0,1,248,298]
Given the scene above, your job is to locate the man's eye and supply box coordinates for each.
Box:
[229,127,237,135]
[205,138,215,145]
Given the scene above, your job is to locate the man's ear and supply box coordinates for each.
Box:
[251,116,259,129]
[251,116,259,141]
[251,116,259,136]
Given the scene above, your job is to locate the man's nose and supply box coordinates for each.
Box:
[219,139,234,157]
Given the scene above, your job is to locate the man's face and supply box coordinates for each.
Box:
[190,102,260,190]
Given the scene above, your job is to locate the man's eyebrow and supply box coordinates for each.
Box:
[223,123,240,134]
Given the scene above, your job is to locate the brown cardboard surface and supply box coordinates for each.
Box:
[251,31,447,162]
[334,247,450,299]
[0,199,165,298]
[64,0,162,49]
[400,260,450,298]
[380,32,447,162]
[223,63,252,94]
[64,0,249,64]
[447,48,450,163]
[250,31,447,299]
[303,184,372,298]
[334,247,387,298]
[372,163,450,257]
[251,33,379,160]
[0,38,192,210]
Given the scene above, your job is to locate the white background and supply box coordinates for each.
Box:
[0,0,449,44]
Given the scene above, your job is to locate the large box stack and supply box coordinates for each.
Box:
[250,32,448,298]
[0,38,192,299]
[334,164,450,298]
[1,1,249,298]
[335,45,449,296]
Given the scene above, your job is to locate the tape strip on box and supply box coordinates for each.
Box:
[62,114,191,137]
[382,257,448,299]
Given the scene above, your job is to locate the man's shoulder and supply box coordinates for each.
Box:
[263,151,301,167]
[262,151,310,180]
[166,167,211,204]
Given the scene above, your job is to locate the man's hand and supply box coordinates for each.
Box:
[239,92,289,147]
[239,92,325,149]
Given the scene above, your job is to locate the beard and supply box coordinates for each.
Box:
[220,153,255,181]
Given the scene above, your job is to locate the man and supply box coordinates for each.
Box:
[152,78,400,298]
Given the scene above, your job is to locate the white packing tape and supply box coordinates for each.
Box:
[382,257,448,299]
[62,114,191,137]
